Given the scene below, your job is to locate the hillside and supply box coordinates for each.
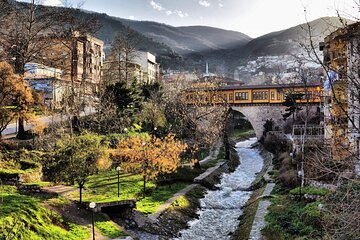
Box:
[90,13,183,70]
[75,12,251,71]
[91,14,251,72]
[232,17,351,59]
[1,2,352,74]
[119,19,251,54]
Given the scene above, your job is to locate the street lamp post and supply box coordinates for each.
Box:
[89,202,96,240]
[116,166,121,197]
[318,203,324,238]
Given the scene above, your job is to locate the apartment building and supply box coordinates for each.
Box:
[134,51,160,83]
[322,22,360,173]
[41,32,104,94]
[25,33,104,108]
[102,51,160,85]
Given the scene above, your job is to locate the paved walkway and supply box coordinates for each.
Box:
[248,200,272,240]
[260,183,275,199]
[248,155,276,240]
[42,185,78,195]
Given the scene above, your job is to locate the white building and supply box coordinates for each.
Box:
[24,63,67,109]
[102,51,160,85]
[133,51,160,83]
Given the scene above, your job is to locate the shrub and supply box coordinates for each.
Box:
[0,140,20,151]
[103,134,123,149]
[279,169,298,188]
[264,197,322,239]
[0,169,23,182]
[290,186,329,196]
[263,133,289,156]
[19,159,38,170]
[19,167,42,183]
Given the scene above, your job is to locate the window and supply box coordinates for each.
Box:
[235,92,249,100]
[229,93,234,101]
[271,91,275,100]
[277,90,281,100]
[253,91,269,100]
[305,91,312,100]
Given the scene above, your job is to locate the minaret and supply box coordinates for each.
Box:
[206,62,209,75]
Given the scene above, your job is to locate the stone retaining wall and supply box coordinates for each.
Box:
[17,184,47,194]
[194,161,229,189]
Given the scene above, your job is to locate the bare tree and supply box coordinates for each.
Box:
[164,76,230,164]
[103,27,140,85]
[39,2,101,135]
[297,6,360,239]
[0,0,60,138]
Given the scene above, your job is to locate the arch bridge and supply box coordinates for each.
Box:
[185,83,323,139]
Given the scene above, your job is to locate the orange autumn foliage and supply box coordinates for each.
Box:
[0,61,33,137]
[115,134,187,182]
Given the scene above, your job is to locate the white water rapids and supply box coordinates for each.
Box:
[128,138,264,240]
[174,137,264,240]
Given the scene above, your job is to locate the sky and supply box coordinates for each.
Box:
[25,0,360,37]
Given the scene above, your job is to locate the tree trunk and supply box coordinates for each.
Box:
[194,159,202,169]
[79,184,83,204]
[143,175,146,198]
[224,133,230,160]
[16,117,25,139]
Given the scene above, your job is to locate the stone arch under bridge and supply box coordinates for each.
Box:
[231,106,320,139]
[231,106,287,139]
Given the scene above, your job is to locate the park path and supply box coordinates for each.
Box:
[248,164,276,240]
[42,184,78,195]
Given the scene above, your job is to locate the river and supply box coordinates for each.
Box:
[174,137,264,240]
[128,137,264,240]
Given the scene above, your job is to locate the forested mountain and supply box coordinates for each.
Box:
[230,17,351,59]
[3,2,351,74]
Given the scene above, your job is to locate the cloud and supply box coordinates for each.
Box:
[42,0,62,6]
[174,10,188,18]
[150,0,164,11]
[199,0,211,7]
[149,1,188,18]
[128,15,135,20]
[218,3,223,8]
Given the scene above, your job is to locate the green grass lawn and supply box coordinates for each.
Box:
[230,128,255,141]
[93,213,128,238]
[0,186,89,240]
[71,169,189,215]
